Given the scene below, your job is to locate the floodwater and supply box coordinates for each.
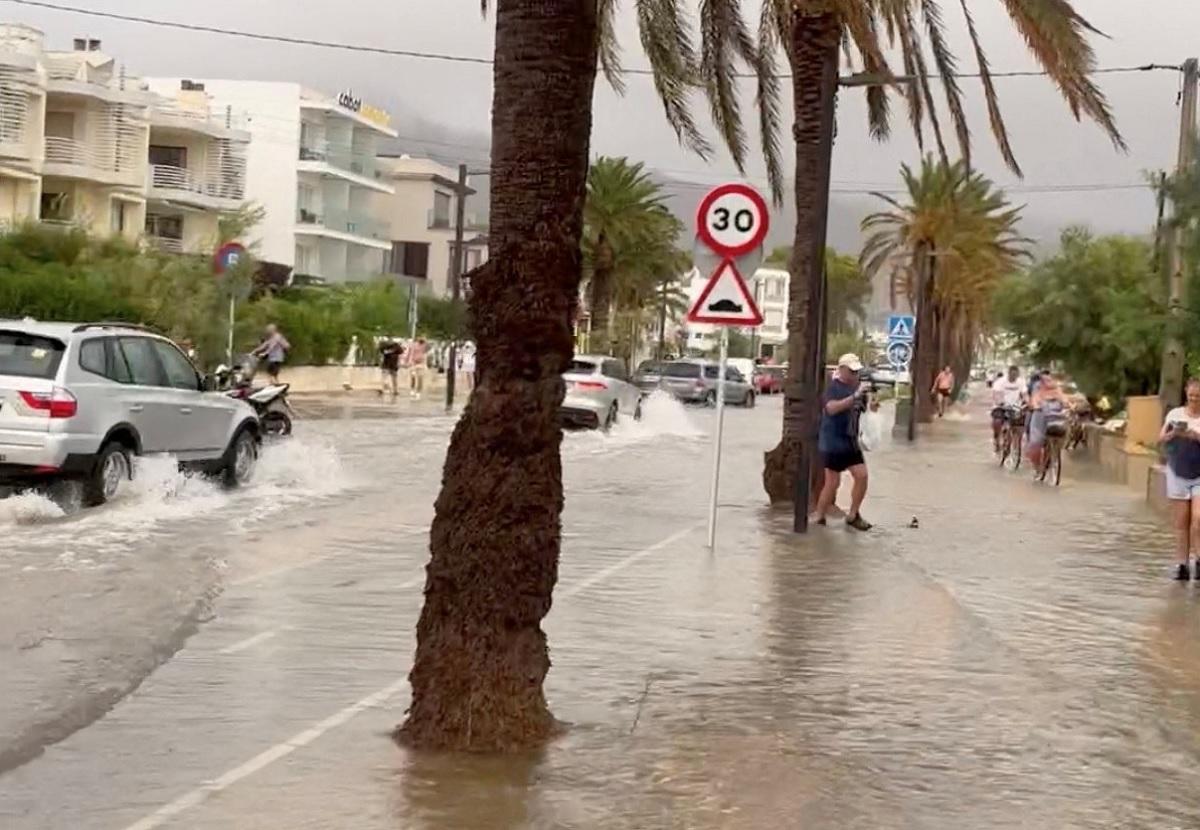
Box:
[2,390,1199,829]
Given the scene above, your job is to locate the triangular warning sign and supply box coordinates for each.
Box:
[687,260,764,326]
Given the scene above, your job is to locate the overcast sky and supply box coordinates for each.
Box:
[9,0,1200,238]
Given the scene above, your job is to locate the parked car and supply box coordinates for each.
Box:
[0,320,261,505]
[632,360,667,394]
[754,364,786,394]
[659,360,756,407]
[560,355,643,430]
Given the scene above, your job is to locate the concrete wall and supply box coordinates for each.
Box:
[277,363,445,394]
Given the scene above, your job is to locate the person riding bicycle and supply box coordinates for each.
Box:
[1028,374,1071,472]
[990,365,1027,453]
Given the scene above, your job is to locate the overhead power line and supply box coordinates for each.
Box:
[0,0,1184,80]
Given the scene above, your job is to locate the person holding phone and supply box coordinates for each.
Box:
[814,353,872,531]
[1160,377,1200,580]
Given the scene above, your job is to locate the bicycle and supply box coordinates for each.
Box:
[1037,422,1067,486]
[997,406,1025,471]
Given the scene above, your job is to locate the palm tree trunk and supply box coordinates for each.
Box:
[589,236,614,354]
[762,10,840,505]
[914,249,938,424]
[395,0,598,751]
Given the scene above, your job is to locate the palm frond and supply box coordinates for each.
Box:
[957,0,1021,175]
[698,0,750,170]
[998,0,1125,150]
[636,0,712,159]
[920,0,971,168]
[598,0,626,95]
[756,0,788,203]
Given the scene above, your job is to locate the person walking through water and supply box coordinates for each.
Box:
[814,353,872,531]
[459,343,476,393]
[253,323,290,385]
[932,365,955,418]
[379,339,403,398]
[406,336,429,400]
[1160,378,1200,581]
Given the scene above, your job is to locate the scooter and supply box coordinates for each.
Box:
[214,357,295,438]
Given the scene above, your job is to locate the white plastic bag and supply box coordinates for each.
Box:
[859,409,884,452]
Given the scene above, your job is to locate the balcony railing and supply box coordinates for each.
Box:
[151,99,246,133]
[150,164,244,202]
[43,55,145,97]
[148,234,184,254]
[296,207,387,242]
[44,135,144,185]
[298,142,381,181]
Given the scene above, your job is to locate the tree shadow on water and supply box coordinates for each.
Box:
[391,747,545,830]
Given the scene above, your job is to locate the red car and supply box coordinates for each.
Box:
[754,365,786,394]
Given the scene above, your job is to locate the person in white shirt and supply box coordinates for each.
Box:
[459,343,476,393]
[1159,377,1200,581]
[990,365,1027,453]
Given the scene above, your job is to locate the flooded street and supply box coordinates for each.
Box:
[2,392,1199,828]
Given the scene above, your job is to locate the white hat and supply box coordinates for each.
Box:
[837,353,864,372]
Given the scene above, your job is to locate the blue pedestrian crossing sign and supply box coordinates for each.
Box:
[887,314,915,342]
[886,340,913,370]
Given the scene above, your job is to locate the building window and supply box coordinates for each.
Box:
[40,191,69,221]
[146,213,183,241]
[388,241,430,279]
[432,191,451,227]
[111,200,127,233]
[765,309,784,328]
[149,145,187,169]
[44,111,74,139]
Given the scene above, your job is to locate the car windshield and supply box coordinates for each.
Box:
[567,360,599,374]
[636,361,663,375]
[662,363,701,379]
[0,331,65,379]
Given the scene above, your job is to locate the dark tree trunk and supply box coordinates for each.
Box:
[395,0,599,751]
[913,249,937,424]
[762,10,840,505]
[588,235,614,354]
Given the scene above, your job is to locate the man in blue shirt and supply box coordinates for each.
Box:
[815,353,872,531]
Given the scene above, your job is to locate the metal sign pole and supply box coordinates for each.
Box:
[707,326,729,549]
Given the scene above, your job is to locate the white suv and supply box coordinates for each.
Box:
[0,320,261,505]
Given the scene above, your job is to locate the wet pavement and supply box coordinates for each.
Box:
[2,391,1198,828]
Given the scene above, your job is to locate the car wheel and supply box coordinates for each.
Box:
[745,391,756,408]
[633,398,644,421]
[83,442,132,506]
[602,403,618,432]
[705,390,717,407]
[222,428,260,488]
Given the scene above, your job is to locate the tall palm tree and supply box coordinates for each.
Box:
[861,156,1030,417]
[399,0,775,752]
[583,157,672,352]
[756,0,1125,503]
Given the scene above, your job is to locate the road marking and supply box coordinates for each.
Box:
[218,630,279,655]
[121,524,696,830]
[120,680,405,830]
[560,524,699,599]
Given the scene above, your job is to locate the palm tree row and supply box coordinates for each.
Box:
[861,156,1031,417]
[401,0,1124,750]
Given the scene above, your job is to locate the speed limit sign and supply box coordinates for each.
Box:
[696,183,770,257]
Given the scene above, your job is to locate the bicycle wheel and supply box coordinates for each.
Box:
[1008,430,1023,471]
[998,433,1010,467]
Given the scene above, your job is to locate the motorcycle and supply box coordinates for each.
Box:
[214,357,295,438]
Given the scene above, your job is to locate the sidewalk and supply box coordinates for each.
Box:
[2,410,1197,829]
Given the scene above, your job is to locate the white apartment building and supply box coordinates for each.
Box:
[375,155,488,297]
[144,80,249,253]
[0,25,249,252]
[147,79,398,283]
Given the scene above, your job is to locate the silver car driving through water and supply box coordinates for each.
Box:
[560,355,643,430]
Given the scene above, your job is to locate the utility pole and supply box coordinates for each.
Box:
[445,163,469,413]
[1160,57,1199,413]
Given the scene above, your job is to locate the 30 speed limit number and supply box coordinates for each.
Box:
[696,183,770,257]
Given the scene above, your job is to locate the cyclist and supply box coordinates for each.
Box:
[990,365,1027,453]
[1028,374,1071,472]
